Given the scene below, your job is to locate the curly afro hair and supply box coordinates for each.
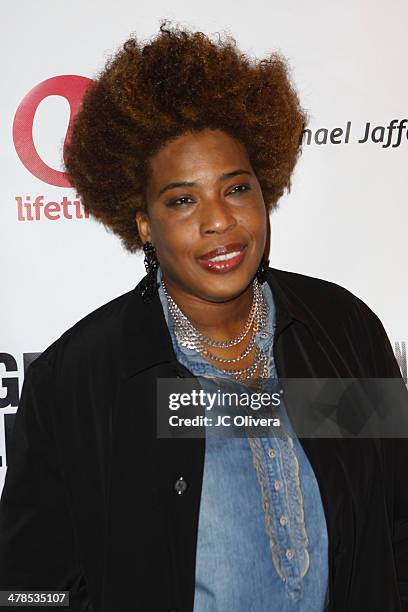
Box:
[64,20,308,252]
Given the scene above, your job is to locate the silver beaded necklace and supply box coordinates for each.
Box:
[162,278,270,383]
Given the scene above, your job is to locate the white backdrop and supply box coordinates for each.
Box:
[1,0,407,492]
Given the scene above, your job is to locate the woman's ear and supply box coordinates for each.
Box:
[136,210,152,245]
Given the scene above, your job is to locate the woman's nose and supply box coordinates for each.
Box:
[199,197,237,235]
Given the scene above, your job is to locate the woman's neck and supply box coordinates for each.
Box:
[163,278,254,342]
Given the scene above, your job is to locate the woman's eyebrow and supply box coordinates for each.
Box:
[157,169,253,197]
[158,180,194,197]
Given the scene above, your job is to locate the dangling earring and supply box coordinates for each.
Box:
[143,241,159,275]
[138,241,160,303]
[256,255,269,284]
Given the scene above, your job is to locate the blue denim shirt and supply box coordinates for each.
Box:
[157,269,329,611]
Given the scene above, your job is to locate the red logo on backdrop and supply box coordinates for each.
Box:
[13,75,93,187]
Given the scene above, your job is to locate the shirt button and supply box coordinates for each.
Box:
[279,388,284,395]
[268,448,276,459]
[260,332,268,339]
[286,548,294,560]
[174,476,188,495]
[274,479,283,491]
[280,515,289,526]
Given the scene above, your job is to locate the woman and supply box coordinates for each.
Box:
[0,22,407,612]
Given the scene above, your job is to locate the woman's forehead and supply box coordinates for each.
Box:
[147,129,251,186]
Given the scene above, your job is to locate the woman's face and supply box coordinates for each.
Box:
[137,128,268,303]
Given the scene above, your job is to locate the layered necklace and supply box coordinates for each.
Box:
[162,277,270,384]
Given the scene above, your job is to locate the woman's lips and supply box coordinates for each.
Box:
[197,243,247,273]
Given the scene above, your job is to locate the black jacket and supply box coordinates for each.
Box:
[0,267,407,611]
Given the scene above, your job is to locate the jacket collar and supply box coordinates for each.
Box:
[120,267,316,379]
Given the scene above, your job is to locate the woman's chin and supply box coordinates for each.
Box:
[192,268,256,302]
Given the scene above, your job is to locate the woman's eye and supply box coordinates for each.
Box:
[229,183,251,195]
[165,196,194,208]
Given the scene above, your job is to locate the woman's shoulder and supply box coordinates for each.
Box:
[34,285,142,375]
[267,266,400,377]
[269,265,361,300]
[268,266,380,322]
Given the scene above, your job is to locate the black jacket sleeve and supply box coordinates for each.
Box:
[0,357,92,611]
[355,296,408,610]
